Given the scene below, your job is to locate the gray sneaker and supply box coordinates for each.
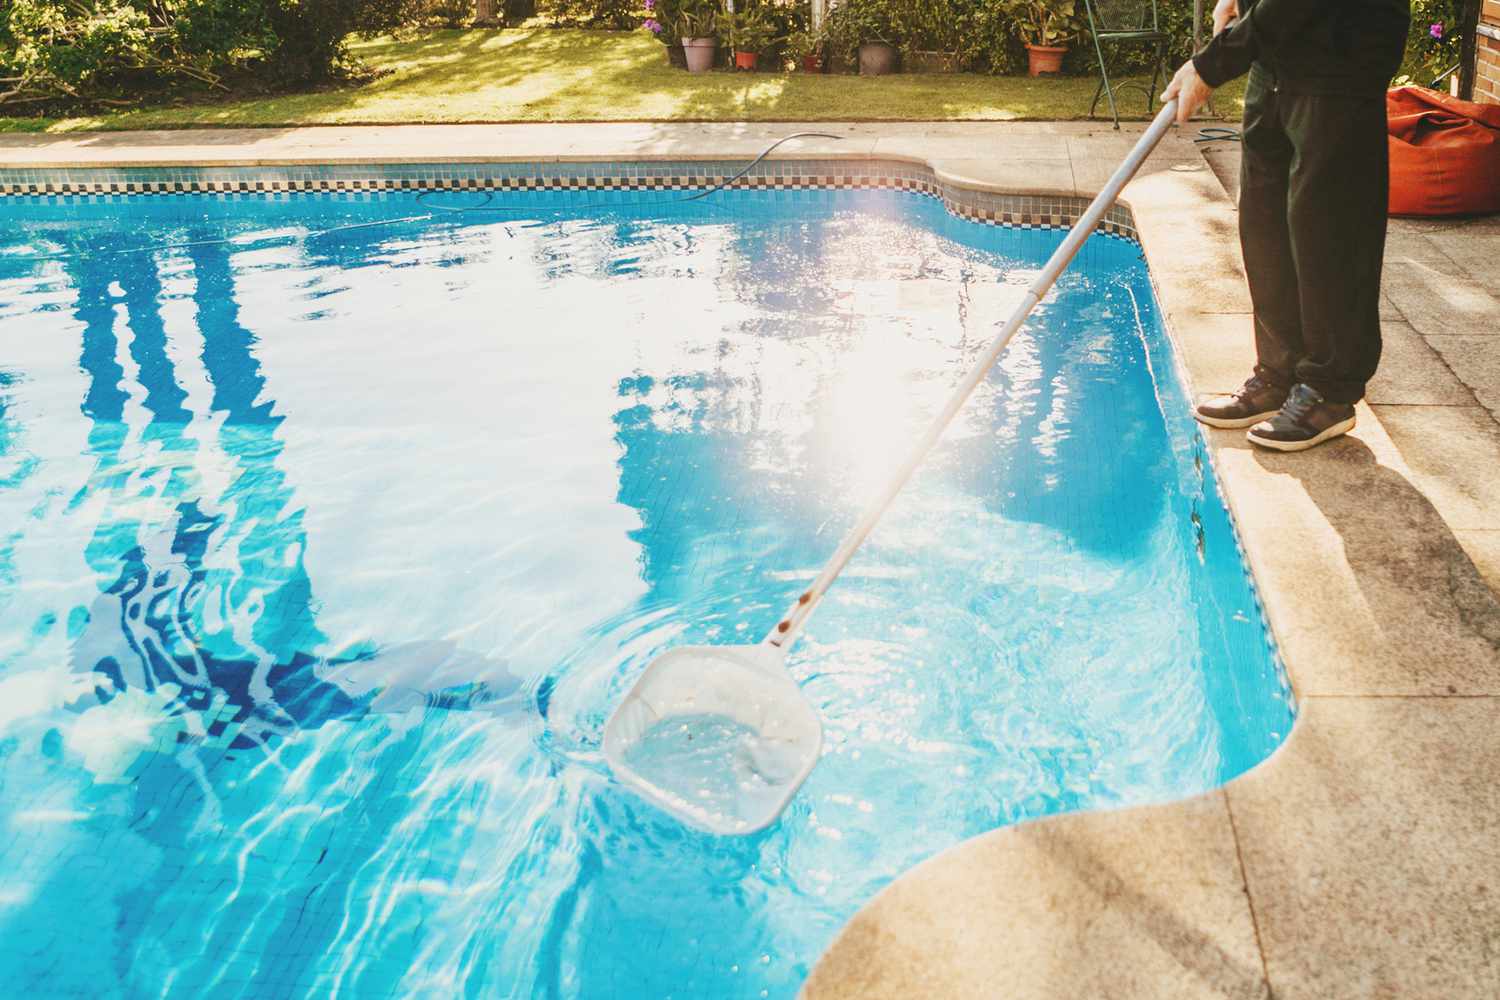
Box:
[1246,384,1357,452]
[1194,374,1290,429]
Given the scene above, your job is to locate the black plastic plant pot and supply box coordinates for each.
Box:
[858,42,898,76]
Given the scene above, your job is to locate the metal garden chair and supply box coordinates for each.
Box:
[1084,0,1173,129]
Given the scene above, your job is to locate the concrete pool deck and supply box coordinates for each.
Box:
[4,121,1498,997]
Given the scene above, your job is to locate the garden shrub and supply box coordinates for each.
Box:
[174,0,274,59]
[0,0,420,107]
[824,0,1028,72]
[1396,0,1464,85]
[0,0,269,107]
[823,0,906,65]
[538,0,636,29]
[894,0,970,55]
[966,0,1027,73]
[259,0,409,84]
[395,0,477,29]
[747,0,807,65]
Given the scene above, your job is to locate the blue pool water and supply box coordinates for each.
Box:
[0,183,1292,998]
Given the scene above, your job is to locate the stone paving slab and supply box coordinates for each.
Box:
[1366,320,1478,406]
[1458,529,1500,590]
[1166,312,1260,395]
[0,120,1124,170]
[802,792,1267,1000]
[1227,696,1500,1000]
[3,121,1499,999]
[1211,419,1500,697]
[1426,335,1500,420]
[1376,405,1500,531]
[1383,257,1500,339]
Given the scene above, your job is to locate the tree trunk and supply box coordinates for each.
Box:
[503,0,535,23]
[475,0,498,27]
[1458,0,1480,100]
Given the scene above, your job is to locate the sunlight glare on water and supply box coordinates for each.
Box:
[0,185,1292,999]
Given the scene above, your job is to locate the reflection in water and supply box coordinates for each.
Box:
[65,238,363,751]
[0,189,1290,998]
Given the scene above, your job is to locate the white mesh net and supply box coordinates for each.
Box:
[603,645,823,835]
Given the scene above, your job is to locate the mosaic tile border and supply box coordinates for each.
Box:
[0,159,1139,240]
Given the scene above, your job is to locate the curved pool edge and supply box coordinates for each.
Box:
[4,121,1498,998]
[804,132,1500,998]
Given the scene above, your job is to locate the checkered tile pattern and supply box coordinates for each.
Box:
[0,161,1140,241]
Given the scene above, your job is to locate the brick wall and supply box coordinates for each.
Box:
[1478,1,1500,103]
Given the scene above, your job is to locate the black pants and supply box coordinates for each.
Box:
[1238,67,1389,404]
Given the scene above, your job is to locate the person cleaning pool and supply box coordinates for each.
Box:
[1161,0,1411,452]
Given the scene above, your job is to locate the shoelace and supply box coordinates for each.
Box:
[1280,386,1320,425]
[1237,374,1271,401]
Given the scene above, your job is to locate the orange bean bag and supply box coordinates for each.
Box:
[1388,86,1500,217]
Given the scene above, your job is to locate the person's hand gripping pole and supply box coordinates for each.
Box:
[1162,0,1236,124]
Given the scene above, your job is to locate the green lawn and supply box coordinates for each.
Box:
[0,28,1245,133]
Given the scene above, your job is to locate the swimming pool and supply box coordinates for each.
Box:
[0,179,1292,998]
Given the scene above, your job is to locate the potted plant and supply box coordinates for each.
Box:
[678,0,719,74]
[785,27,826,73]
[1011,0,1076,77]
[823,0,905,74]
[724,7,776,71]
[858,40,898,76]
[849,0,902,75]
[644,0,687,68]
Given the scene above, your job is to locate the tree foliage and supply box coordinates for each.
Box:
[536,0,634,29]
[0,0,420,107]
[0,0,262,105]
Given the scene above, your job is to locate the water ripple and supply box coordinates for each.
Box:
[0,188,1290,999]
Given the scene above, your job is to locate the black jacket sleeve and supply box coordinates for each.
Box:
[1192,0,1327,87]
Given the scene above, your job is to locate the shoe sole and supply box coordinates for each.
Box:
[1246,415,1357,452]
[1194,409,1282,430]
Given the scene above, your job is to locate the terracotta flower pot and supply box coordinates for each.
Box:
[801,54,824,74]
[858,42,898,76]
[734,50,759,71]
[683,37,716,73]
[1026,43,1067,77]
